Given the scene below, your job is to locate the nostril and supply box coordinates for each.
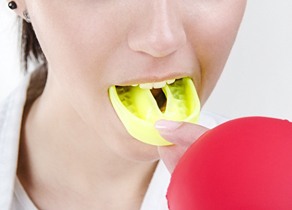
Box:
[147,31,186,57]
[128,28,186,58]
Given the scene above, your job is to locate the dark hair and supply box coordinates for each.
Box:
[21,20,47,72]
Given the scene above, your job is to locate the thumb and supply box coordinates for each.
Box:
[155,120,209,173]
[155,120,209,147]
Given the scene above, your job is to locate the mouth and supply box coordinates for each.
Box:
[120,79,176,113]
[108,77,200,146]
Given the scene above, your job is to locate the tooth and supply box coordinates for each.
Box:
[140,83,153,89]
[166,79,175,84]
[153,81,166,89]
[131,84,138,87]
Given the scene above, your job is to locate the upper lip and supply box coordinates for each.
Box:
[115,72,192,86]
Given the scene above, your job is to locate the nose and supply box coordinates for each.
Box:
[128,1,186,58]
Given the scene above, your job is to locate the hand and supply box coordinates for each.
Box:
[155,120,209,173]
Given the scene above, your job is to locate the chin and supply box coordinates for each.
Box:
[117,133,161,162]
[104,104,161,162]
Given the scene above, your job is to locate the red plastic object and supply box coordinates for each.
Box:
[167,117,292,210]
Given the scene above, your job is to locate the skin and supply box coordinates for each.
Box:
[11,0,246,209]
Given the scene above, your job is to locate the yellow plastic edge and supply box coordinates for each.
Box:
[108,78,200,146]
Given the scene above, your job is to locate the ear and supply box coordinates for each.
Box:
[7,0,29,22]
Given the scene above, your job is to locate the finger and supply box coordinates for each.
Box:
[155,120,209,147]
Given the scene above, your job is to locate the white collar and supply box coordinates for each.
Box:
[0,73,31,210]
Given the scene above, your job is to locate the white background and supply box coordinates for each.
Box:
[0,0,22,103]
[204,0,292,120]
[1,1,292,120]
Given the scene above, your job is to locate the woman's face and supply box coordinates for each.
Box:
[17,0,246,161]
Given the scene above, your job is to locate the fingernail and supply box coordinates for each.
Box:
[155,120,183,131]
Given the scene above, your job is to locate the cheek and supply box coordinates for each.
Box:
[186,1,246,102]
[29,1,128,87]
[27,2,122,126]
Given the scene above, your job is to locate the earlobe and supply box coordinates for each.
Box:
[23,9,31,23]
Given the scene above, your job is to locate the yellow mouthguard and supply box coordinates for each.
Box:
[109,77,200,146]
